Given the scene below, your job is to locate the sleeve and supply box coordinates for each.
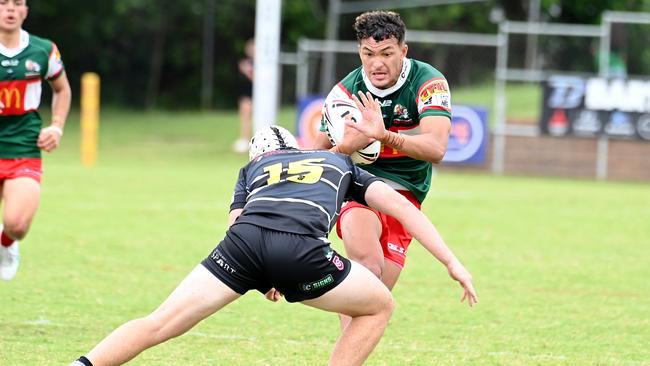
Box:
[320,83,353,132]
[45,42,65,80]
[345,158,380,205]
[416,69,452,118]
[229,166,249,211]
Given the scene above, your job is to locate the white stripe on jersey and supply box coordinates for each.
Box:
[24,81,42,110]
[247,197,332,224]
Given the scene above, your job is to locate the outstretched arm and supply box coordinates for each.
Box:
[364,181,478,306]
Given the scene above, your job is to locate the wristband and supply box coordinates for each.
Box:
[48,125,64,136]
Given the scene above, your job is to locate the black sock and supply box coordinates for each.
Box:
[72,356,93,366]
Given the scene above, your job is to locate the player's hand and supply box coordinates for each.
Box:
[348,91,385,141]
[446,258,478,307]
[0,100,4,114]
[37,125,63,153]
[337,123,374,155]
[265,288,284,302]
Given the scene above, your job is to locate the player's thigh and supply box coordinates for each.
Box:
[148,265,241,334]
[2,177,41,224]
[339,206,383,259]
[302,261,393,317]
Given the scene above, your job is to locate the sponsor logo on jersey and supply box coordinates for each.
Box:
[300,274,334,292]
[418,77,451,111]
[332,255,345,271]
[387,242,406,255]
[324,249,334,261]
[1,59,18,67]
[0,81,27,115]
[379,100,392,107]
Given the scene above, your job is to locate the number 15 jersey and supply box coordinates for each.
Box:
[230,149,380,238]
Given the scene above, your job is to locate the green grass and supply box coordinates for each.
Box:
[454,82,542,124]
[1,109,649,365]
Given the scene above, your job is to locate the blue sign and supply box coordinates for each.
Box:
[295,96,325,148]
[443,105,489,164]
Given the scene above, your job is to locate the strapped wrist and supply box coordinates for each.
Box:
[48,125,64,136]
[381,130,405,150]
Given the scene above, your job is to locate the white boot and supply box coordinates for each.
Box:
[0,241,20,281]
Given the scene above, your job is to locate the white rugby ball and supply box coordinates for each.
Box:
[323,98,380,165]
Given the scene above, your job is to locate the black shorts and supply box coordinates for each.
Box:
[201,223,351,302]
[239,80,252,99]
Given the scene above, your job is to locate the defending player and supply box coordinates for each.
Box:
[70,126,476,366]
[0,0,72,281]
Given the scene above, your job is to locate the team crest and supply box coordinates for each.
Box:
[25,60,41,73]
[393,104,410,119]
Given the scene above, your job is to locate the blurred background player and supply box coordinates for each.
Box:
[313,10,453,319]
[0,0,72,281]
[70,126,476,366]
[233,38,255,153]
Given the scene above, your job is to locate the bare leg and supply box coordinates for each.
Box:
[85,265,241,366]
[302,261,394,366]
[338,207,384,331]
[238,96,252,140]
[2,177,41,240]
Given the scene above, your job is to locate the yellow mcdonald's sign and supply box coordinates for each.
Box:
[0,87,21,109]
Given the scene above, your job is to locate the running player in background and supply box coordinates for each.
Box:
[314,10,453,298]
[0,0,72,281]
[70,126,476,366]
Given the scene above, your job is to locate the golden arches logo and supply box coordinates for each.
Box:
[0,87,21,109]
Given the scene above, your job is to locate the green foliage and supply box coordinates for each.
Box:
[0,110,649,365]
[20,1,650,109]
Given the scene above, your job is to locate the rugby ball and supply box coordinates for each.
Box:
[323,98,380,165]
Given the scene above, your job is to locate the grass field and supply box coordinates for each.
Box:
[1,109,649,365]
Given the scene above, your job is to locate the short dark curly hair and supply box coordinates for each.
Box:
[353,11,406,44]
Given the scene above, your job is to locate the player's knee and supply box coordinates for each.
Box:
[374,290,395,320]
[3,220,30,240]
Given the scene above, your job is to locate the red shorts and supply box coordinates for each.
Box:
[336,190,421,268]
[0,158,43,184]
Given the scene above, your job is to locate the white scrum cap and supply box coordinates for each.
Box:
[248,125,299,160]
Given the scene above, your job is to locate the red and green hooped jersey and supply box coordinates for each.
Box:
[0,30,64,158]
[321,58,452,203]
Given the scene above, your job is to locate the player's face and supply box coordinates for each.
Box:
[358,36,408,89]
[0,0,28,33]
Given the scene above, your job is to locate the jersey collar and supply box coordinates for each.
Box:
[362,58,411,98]
[0,29,30,58]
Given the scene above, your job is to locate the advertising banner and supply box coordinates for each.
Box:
[442,105,489,165]
[295,96,325,148]
[540,76,650,141]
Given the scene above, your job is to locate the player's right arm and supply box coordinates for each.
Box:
[317,83,374,154]
[363,180,478,306]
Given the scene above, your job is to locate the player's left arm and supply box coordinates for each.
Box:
[38,71,72,152]
[363,180,477,306]
[393,115,450,163]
